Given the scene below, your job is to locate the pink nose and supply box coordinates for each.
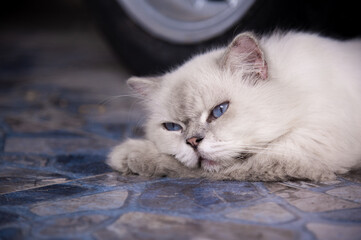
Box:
[186,137,203,148]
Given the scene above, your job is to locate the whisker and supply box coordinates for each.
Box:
[98,94,139,106]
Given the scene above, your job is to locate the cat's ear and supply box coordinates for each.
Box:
[221,33,268,80]
[127,77,161,98]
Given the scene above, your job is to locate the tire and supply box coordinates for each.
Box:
[86,0,358,76]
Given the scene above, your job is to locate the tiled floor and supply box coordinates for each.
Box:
[1,2,361,240]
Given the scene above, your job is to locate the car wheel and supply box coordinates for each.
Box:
[87,0,306,76]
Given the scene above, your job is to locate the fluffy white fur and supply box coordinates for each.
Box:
[107,32,361,181]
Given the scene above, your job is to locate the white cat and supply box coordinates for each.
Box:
[107,32,361,181]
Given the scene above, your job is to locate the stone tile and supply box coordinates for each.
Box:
[78,104,107,115]
[4,136,117,155]
[33,67,129,97]
[53,154,111,176]
[0,227,24,240]
[0,184,89,206]
[307,223,361,240]
[85,122,145,140]
[265,180,340,192]
[105,123,145,138]
[321,208,361,222]
[326,185,361,203]
[0,210,20,226]
[94,212,296,240]
[275,188,360,212]
[319,180,343,185]
[226,202,295,224]
[86,104,143,126]
[30,189,128,216]
[0,154,48,167]
[0,129,5,151]
[264,182,287,193]
[138,180,261,213]
[38,214,109,237]
[4,108,84,134]
[342,169,361,184]
[0,166,70,194]
[77,172,150,187]
[0,90,43,112]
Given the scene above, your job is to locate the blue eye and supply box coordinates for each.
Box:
[212,102,229,118]
[163,122,182,131]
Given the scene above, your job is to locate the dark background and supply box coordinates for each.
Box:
[1,0,361,76]
[2,0,360,37]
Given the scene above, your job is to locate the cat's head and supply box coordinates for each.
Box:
[127,33,296,172]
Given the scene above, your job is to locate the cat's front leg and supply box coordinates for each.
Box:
[107,139,202,178]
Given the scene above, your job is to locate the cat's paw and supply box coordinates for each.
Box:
[107,139,162,177]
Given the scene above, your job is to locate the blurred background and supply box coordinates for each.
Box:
[1,0,360,78]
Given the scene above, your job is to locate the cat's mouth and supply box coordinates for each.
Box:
[198,152,254,170]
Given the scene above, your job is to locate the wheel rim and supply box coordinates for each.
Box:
[116,0,256,44]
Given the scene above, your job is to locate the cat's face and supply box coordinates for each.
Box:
[128,33,296,172]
